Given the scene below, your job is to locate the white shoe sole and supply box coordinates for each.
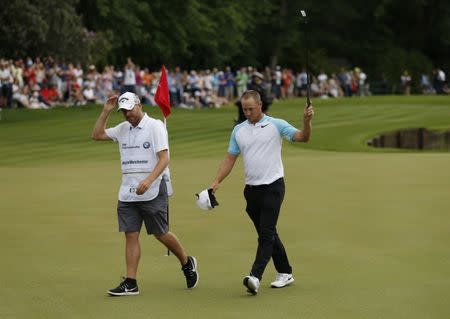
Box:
[270,277,294,288]
[107,290,140,296]
[243,277,258,295]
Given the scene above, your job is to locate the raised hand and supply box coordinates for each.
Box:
[104,95,118,113]
[303,103,314,122]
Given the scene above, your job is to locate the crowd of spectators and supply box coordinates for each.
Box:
[0,56,447,110]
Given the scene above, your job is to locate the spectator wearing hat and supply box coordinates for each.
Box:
[235,71,273,124]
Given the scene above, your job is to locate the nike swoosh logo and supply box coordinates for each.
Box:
[125,287,137,292]
[261,124,269,128]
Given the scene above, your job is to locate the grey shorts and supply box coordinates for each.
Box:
[117,180,168,235]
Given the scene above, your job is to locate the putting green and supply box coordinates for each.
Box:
[0,96,449,318]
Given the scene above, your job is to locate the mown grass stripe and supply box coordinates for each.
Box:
[1,96,449,167]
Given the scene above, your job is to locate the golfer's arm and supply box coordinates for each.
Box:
[214,153,238,184]
[92,110,113,140]
[144,150,169,184]
[293,120,312,143]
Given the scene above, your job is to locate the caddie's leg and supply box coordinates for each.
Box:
[155,232,188,266]
[125,231,141,279]
[156,232,198,289]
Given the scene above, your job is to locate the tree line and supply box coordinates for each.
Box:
[1,0,449,86]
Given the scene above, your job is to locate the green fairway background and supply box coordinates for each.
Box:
[1,96,449,318]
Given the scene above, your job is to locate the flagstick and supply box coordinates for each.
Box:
[155,65,172,257]
[165,204,170,256]
[163,116,171,256]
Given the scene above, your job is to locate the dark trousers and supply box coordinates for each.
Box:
[244,178,292,280]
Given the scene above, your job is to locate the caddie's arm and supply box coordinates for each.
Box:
[91,95,118,141]
[211,153,238,193]
[136,149,169,195]
[293,103,314,142]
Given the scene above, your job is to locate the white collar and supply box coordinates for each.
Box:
[130,113,149,130]
[247,114,269,127]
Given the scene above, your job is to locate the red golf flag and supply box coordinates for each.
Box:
[154,65,171,118]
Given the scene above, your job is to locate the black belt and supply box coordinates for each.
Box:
[245,177,284,189]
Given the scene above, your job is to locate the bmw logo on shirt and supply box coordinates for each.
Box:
[143,142,151,149]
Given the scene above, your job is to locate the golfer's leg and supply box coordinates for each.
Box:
[250,194,283,279]
[251,179,286,279]
[272,232,292,274]
[244,185,263,246]
[270,180,291,273]
[245,188,261,234]
[251,217,278,279]
[155,232,188,266]
[125,232,141,279]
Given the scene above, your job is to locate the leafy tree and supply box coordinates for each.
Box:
[0,0,90,62]
[0,0,49,58]
[1,0,448,81]
[77,0,259,68]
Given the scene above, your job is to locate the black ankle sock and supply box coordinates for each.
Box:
[125,278,137,285]
[182,257,191,268]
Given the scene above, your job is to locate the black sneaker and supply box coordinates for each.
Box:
[107,278,139,296]
[182,256,199,289]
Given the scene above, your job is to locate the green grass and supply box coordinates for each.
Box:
[1,95,449,166]
[0,96,449,319]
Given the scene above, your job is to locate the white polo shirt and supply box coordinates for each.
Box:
[124,67,136,86]
[228,115,298,185]
[106,113,171,202]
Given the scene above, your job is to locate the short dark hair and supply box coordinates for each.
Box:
[241,90,261,103]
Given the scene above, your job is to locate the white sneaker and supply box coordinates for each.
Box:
[270,273,294,288]
[243,275,260,295]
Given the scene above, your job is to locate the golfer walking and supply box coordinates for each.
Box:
[211,90,314,295]
[92,92,198,296]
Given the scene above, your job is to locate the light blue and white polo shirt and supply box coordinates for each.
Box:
[228,115,299,185]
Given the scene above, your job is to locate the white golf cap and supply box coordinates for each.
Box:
[252,71,264,79]
[196,188,219,211]
[117,92,140,111]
